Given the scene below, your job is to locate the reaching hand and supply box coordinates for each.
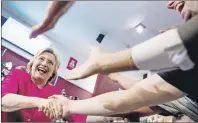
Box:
[167,1,197,21]
[37,98,63,121]
[167,1,185,12]
[29,1,75,39]
[29,17,58,39]
[64,46,103,80]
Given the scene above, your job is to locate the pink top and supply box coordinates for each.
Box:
[2,69,87,122]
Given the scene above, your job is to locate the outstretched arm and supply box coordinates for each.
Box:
[47,74,184,117]
[64,28,187,80]
[29,1,75,38]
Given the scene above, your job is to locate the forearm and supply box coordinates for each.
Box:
[69,90,132,116]
[103,74,185,113]
[97,48,138,74]
[47,1,74,20]
[69,90,154,116]
[2,94,40,112]
[69,75,184,116]
[97,28,185,73]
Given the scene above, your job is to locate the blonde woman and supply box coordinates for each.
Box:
[2,48,86,122]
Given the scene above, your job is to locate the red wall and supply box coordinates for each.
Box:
[92,74,123,97]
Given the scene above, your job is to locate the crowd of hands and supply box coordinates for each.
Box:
[26,0,198,121]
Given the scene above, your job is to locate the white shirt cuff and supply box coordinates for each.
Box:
[131,28,195,71]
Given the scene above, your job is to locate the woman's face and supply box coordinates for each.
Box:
[31,52,56,85]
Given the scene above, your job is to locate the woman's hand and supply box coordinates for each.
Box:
[48,95,71,118]
[37,98,63,121]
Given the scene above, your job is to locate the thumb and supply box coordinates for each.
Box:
[38,105,44,112]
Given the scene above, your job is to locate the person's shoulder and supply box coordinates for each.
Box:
[9,68,29,77]
[4,69,31,86]
[15,66,27,71]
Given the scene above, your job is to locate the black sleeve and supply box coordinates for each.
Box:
[158,67,198,103]
[177,15,198,64]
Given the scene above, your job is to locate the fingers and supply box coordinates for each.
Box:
[29,24,51,39]
[167,1,185,12]
[181,9,192,21]
[29,15,58,39]
[175,2,184,12]
[47,95,70,118]
[39,99,59,121]
[51,99,63,120]
[29,21,52,39]
[29,24,44,39]
[64,71,81,80]
[49,100,56,120]
[48,95,56,99]
[167,1,175,9]
[57,102,63,117]
[48,95,62,99]
[45,101,53,119]
[38,105,44,112]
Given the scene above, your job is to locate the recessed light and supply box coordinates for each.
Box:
[135,23,146,34]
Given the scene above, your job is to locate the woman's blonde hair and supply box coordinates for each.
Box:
[27,47,60,82]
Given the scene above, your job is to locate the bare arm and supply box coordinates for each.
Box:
[46,1,75,23]
[2,94,45,112]
[108,73,139,89]
[64,29,185,80]
[67,74,184,116]
[29,1,75,38]
[97,48,137,74]
[64,48,138,80]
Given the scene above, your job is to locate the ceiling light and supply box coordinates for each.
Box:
[135,23,146,34]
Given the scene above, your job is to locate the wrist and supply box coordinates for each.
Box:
[30,97,44,107]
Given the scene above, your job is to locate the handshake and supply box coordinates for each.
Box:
[36,95,70,121]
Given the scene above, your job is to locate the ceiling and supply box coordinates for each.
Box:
[2,1,184,58]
